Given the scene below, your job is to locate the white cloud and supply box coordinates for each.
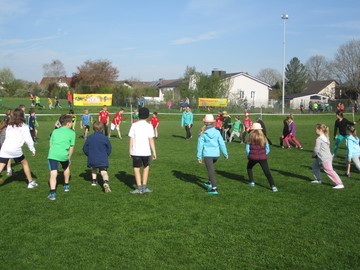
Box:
[172,31,218,45]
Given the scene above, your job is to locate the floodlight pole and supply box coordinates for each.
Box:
[281,14,288,115]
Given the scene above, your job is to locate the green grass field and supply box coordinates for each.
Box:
[0,100,359,269]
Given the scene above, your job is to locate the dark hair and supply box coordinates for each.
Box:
[153,112,158,116]
[29,108,35,115]
[139,107,149,119]
[59,114,72,126]
[93,121,104,132]
[336,110,343,117]
[9,108,25,127]
[18,104,26,111]
[69,109,74,114]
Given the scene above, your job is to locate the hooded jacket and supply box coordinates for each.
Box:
[197,126,228,160]
[83,131,112,167]
[346,135,360,159]
[312,134,332,161]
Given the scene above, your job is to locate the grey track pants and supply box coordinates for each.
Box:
[204,157,219,188]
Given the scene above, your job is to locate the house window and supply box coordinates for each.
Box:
[251,91,256,99]
[240,91,245,99]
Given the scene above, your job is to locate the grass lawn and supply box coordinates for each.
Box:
[0,104,359,269]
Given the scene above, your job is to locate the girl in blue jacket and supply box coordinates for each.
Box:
[342,125,360,177]
[197,114,228,194]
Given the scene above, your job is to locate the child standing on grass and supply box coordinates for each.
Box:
[333,111,355,157]
[48,97,54,109]
[229,116,243,142]
[83,121,112,192]
[128,107,156,194]
[27,108,37,143]
[215,110,224,133]
[47,114,76,200]
[109,108,124,139]
[69,109,76,131]
[99,106,110,137]
[311,123,344,189]
[80,109,92,139]
[181,106,193,140]
[280,117,290,148]
[0,108,37,188]
[222,111,232,142]
[341,126,360,178]
[284,115,303,149]
[150,112,160,139]
[246,123,278,192]
[197,114,228,194]
[132,109,139,123]
[242,112,252,143]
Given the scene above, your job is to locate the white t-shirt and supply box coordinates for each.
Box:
[0,124,35,158]
[128,120,154,156]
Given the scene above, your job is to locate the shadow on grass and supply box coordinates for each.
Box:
[172,135,186,140]
[172,170,206,190]
[272,168,333,186]
[115,171,134,189]
[0,169,38,188]
[216,170,270,189]
[79,169,92,182]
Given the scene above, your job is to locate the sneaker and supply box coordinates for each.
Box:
[207,188,218,194]
[204,182,212,188]
[333,184,344,189]
[64,185,70,192]
[142,187,153,194]
[91,181,97,186]
[108,135,111,138]
[119,136,122,139]
[27,181,38,189]
[287,147,291,149]
[48,193,56,200]
[280,146,284,149]
[6,169,12,176]
[340,173,350,177]
[249,182,255,187]
[271,186,278,192]
[299,146,303,150]
[311,180,322,184]
[129,188,143,194]
[103,183,111,193]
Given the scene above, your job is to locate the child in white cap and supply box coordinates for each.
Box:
[197,114,228,194]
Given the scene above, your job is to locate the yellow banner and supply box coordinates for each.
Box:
[198,98,227,107]
[74,94,112,106]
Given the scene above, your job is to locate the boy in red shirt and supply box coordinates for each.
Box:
[109,108,124,139]
[241,112,253,143]
[150,112,160,138]
[99,106,110,137]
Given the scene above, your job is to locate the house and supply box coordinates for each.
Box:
[39,76,73,88]
[285,80,338,109]
[211,70,271,108]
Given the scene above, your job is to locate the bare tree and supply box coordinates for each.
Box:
[256,68,282,86]
[332,39,360,87]
[305,55,331,81]
[74,60,119,92]
[43,59,66,78]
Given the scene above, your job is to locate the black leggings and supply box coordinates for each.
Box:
[247,159,275,187]
[185,124,192,139]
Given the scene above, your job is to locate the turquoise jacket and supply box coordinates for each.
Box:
[181,111,193,126]
[197,126,228,160]
[346,135,360,159]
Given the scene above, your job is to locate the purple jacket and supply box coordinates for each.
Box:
[288,121,297,136]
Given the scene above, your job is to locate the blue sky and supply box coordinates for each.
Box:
[0,0,359,82]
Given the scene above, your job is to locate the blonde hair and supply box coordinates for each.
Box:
[198,122,213,136]
[248,130,267,146]
[346,125,358,138]
[316,123,329,139]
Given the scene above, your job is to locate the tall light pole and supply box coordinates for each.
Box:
[281,14,288,115]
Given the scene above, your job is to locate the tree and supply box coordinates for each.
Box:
[256,68,282,87]
[194,72,231,100]
[0,68,15,84]
[178,66,197,101]
[331,39,360,87]
[285,57,309,94]
[305,55,330,81]
[74,60,119,92]
[43,59,66,77]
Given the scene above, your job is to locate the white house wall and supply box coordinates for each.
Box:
[228,75,269,107]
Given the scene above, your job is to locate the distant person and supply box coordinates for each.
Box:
[128,107,157,194]
[241,112,252,143]
[150,112,160,139]
[197,114,228,195]
[341,125,360,178]
[69,109,76,131]
[181,106,193,140]
[67,91,73,108]
[80,109,92,139]
[229,115,243,143]
[222,111,232,142]
[83,121,112,192]
[333,111,355,157]
[109,108,124,139]
[141,95,146,108]
[246,123,278,192]
[256,117,272,145]
[48,97,54,109]
[284,115,303,149]
[185,97,190,107]
[35,96,43,108]
[98,106,110,137]
[29,94,35,107]
[27,108,37,143]
[54,96,62,108]
[47,114,76,200]
[0,108,37,189]
[179,99,185,112]
[280,117,290,148]
[311,123,344,189]
[132,109,139,123]
[300,100,304,113]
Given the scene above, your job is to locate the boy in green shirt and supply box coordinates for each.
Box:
[229,116,243,142]
[47,114,76,200]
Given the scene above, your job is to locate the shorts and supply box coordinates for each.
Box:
[92,167,108,172]
[0,155,25,164]
[110,123,119,131]
[48,159,70,171]
[131,156,151,168]
[84,125,90,131]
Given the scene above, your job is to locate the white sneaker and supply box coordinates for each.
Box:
[27,181,38,189]
[333,184,344,189]
[311,180,322,184]
[6,169,12,176]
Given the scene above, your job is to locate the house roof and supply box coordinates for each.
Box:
[158,79,182,88]
[40,77,73,86]
[222,72,271,88]
[303,80,338,95]
[285,93,329,99]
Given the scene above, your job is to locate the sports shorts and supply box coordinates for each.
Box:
[131,156,151,168]
[48,159,70,171]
